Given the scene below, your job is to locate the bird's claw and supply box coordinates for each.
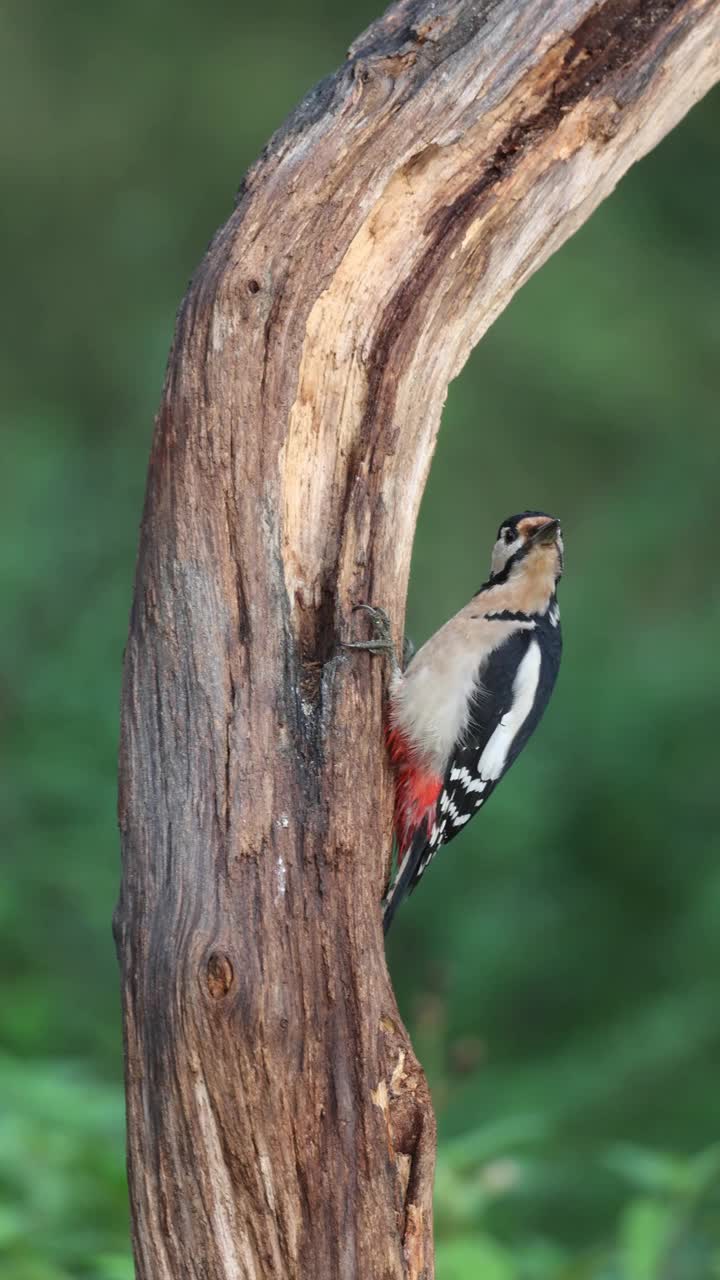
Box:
[343,604,398,670]
[351,604,392,641]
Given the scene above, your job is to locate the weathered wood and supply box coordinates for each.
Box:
[116,1,719,1277]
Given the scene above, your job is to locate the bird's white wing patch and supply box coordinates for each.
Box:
[478,640,542,782]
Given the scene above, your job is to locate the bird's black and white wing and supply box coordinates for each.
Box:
[383,622,560,929]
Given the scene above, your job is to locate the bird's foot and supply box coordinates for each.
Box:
[343,605,400,674]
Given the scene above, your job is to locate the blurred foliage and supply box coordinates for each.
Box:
[2,0,719,1275]
[0,1056,130,1279]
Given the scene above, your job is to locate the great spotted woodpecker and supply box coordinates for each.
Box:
[346,512,563,932]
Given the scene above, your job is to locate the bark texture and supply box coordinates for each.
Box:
[116,2,720,1277]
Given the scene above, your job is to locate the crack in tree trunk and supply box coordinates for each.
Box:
[116,0,719,1275]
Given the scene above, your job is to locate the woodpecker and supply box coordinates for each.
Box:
[345,512,564,932]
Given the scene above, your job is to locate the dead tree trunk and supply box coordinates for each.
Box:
[116,1,719,1276]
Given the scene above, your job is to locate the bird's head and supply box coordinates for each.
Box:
[490,511,564,583]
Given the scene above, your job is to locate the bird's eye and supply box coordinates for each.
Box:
[503,528,515,545]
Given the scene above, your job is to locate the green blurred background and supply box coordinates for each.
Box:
[2,1,719,1276]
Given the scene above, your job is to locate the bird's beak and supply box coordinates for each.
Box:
[529,518,560,546]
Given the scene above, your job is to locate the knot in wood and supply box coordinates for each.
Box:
[206,950,234,999]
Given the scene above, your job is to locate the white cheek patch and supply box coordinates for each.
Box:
[477,640,542,782]
[491,535,523,577]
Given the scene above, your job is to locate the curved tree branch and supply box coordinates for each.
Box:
[116,1,719,1276]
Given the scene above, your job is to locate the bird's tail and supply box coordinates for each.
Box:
[382,825,431,934]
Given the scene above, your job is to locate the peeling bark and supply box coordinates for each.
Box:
[116,1,720,1276]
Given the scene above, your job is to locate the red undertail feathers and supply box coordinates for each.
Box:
[386,725,442,862]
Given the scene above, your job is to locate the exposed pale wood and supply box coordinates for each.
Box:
[116,1,720,1277]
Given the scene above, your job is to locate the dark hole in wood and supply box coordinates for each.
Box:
[206,951,234,999]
